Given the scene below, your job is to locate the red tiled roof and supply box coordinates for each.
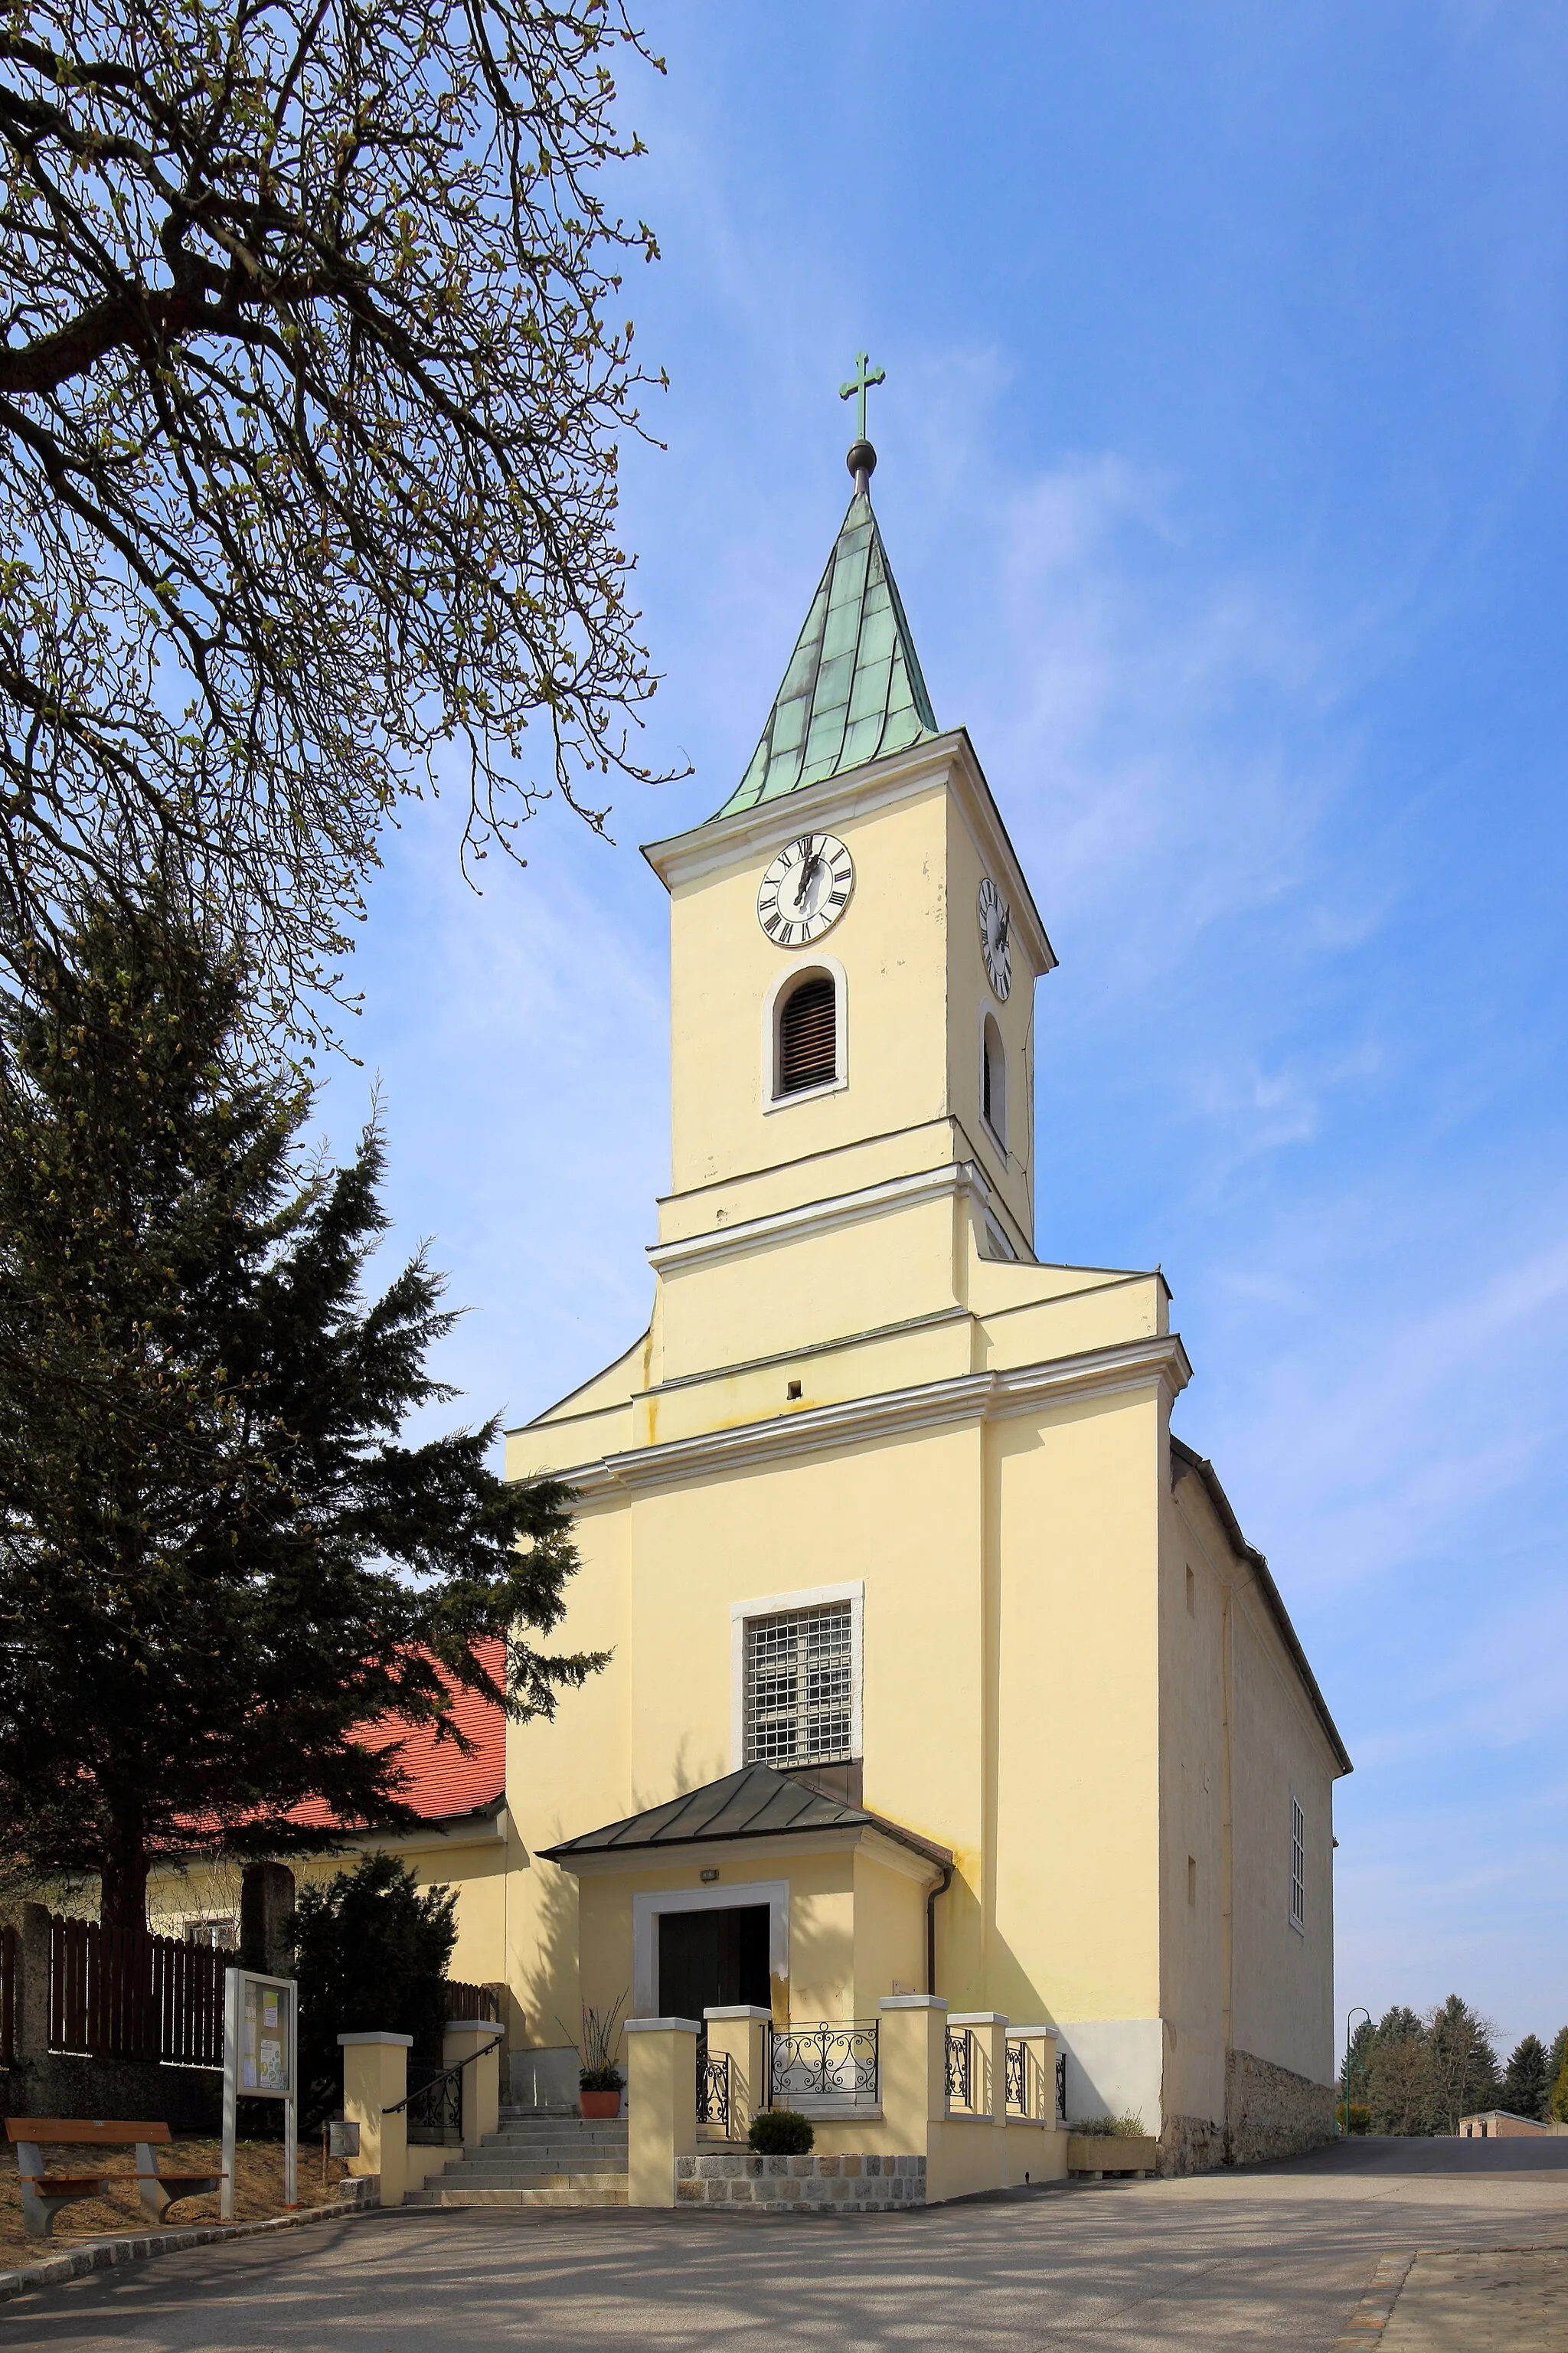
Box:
[289,1639,507,1829]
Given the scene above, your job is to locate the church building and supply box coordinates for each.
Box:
[497,414,1352,2173]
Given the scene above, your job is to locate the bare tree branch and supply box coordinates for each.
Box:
[0,0,674,1034]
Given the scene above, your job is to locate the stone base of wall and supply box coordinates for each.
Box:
[1158,2112,1227,2176]
[1160,2048,1335,2175]
[1223,2047,1335,2165]
[675,2152,926,2211]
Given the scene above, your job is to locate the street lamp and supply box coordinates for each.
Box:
[1341,2006,1371,2135]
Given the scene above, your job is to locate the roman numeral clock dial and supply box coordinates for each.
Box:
[978,875,1013,1000]
[756,833,855,946]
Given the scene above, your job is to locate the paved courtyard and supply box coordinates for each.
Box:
[6,2138,1568,2352]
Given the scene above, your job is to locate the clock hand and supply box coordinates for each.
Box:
[794,849,822,909]
[995,909,1011,953]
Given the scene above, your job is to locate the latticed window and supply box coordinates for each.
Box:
[744,1603,854,1766]
[1290,1797,1306,1927]
[777,974,837,1096]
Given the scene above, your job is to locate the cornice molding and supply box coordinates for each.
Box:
[555,1332,1191,1499]
[551,1822,945,1889]
[640,730,1056,979]
[648,1157,996,1276]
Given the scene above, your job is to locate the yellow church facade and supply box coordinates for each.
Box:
[492,453,1351,2173]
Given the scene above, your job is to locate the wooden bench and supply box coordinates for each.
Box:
[5,2119,224,2240]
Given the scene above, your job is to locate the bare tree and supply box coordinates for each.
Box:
[0,0,668,1026]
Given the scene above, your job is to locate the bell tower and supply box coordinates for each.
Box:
[641,395,1055,1386]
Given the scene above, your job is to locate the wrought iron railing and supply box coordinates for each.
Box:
[384,2029,504,2145]
[1005,2037,1026,2114]
[945,2026,972,2108]
[697,2046,730,2132]
[1056,2051,1067,2119]
[402,2060,462,2145]
[769,2019,879,2107]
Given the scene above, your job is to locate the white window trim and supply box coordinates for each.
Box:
[1289,1790,1306,1935]
[632,1880,790,2019]
[978,1007,1007,1152]
[730,1580,864,1771]
[762,953,848,1111]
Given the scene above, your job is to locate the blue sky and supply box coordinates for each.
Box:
[328,5,1568,2057]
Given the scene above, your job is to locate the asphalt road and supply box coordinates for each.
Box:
[8,2138,1568,2353]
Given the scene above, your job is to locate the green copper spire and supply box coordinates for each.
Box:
[713,390,939,821]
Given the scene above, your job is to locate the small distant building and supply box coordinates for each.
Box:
[1459,2110,1548,2138]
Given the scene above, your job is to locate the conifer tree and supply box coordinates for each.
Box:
[1366,2007,1430,2136]
[1424,1995,1499,2134]
[1548,2028,1568,2123]
[1501,2034,1551,2122]
[0,897,603,1926]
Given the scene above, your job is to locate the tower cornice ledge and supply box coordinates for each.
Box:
[646,1155,1025,1274]
[641,727,1057,982]
[544,1331,1192,1498]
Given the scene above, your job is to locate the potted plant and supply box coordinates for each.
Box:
[562,1997,627,2119]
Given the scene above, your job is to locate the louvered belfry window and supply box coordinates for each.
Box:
[745,1604,854,1766]
[777,974,837,1096]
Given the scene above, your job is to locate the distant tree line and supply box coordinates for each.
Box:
[1341,2002,1568,2133]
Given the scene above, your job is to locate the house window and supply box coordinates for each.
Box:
[776,973,838,1096]
[180,1916,237,1949]
[1290,1796,1306,1930]
[744,1603,854,1767]
[981,1014,1006,1145]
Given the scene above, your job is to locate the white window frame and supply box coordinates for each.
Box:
[730,1581,864,1771]
[979,1008,1007,1151]
[761,955,848,1111]
[632,1880,789,2020]
[1289,1793,1306,1933]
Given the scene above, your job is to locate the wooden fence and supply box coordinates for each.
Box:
[443,1978,500,2021]
[16,1912,498,2072]
[47,1915,230,2068]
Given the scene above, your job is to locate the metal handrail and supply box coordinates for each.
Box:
[382,2030,504,2116]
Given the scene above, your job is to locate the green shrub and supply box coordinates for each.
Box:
[749,2108,815,2155]
[579,2064,622,2093]
[1069,2112,1146,2138]
[292,1852,457,2130]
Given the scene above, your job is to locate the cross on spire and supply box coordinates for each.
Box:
[839,351,886,446]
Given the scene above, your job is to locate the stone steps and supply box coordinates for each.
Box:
[403,2178,629,2209]
[405,2108,631,2211]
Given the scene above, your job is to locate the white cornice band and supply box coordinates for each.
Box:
[648,1158,1006,1276]
[640,730,1057,981]
[554,1332,1191,1500]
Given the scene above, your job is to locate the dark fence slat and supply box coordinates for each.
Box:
[43,1912,230,2066]
[443,1979,498,2021]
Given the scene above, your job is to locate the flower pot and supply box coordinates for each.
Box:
[580,2088,622,2119]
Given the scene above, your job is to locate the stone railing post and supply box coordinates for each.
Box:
[877,1995,946,2149]
[702,2005,771,2139]
[950,2012,1008,2124]
[17,1902,51,2064]
[1008,2025,1060,2122]
[339,2031,411,2207]
[238,1863,296,1977]
[443,2020,501,2149]
[625,2017,699,2208]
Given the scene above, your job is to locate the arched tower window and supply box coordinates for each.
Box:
[982,1014,1007,1146]
[776,972,838,1096]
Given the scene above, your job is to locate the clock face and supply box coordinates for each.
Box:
[978,876,1012,1001]
[756,833,855,948]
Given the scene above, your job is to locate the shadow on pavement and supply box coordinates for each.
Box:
[1252,2134,1568,2177]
